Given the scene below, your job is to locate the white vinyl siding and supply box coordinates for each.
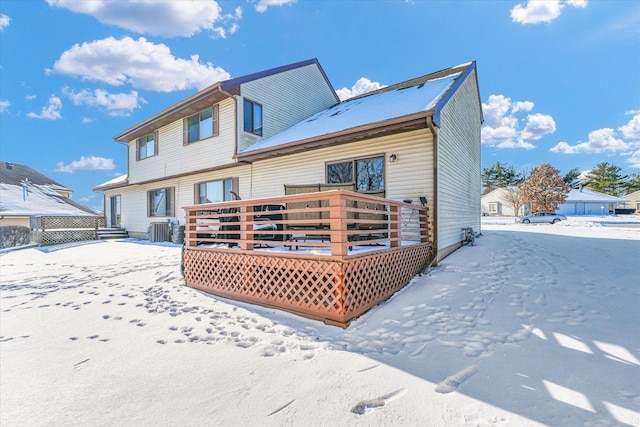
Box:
[436,69,482,259]
[128,98,236,184]
[238,63,338,153]
[105,164,252,234]
[248,129,435,208]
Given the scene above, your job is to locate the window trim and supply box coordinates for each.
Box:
[136,131,158,161]
[147,187,175,217]
[183,104,219,145]
[325,154,386,193]
[194,177,239,204]
[243,99,263,136]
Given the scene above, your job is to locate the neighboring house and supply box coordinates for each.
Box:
[95,58,482,261]
[556,188,628,216]
[622,190,640,213]
[0,160,98,227]
[481,187,529,217]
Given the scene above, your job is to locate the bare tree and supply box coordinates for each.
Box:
[503,187,526,220]
[520,164,570,212]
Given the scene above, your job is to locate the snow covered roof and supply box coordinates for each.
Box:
[237,61,477,160]
[93,174,128,192]
[0,160,71,191]
[565,188,628,203]
[0,183,98,217]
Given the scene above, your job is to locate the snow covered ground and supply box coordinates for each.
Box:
[1,216,639,426]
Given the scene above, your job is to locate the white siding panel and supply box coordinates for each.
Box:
[249,129,435,206]
[110,129,436,235]
[129,98,237,184]
[239,64,338,152]
[437,69,482,258]
[108,164,252,234]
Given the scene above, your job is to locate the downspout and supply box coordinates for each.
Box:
[426,116,439,261]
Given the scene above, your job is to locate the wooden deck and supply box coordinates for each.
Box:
[182,190,434,327]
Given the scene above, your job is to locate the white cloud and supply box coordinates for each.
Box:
[0,100,10,113]
[521,113,557,140]
[27,95,62,120]
[511,0,587,25]
[25,94,37,101]
[0,13,10,31]
[625,109,640,115]
[566,0,588,7]
[62,86,146,116]
[550,128,629,154]
[481,94,554,149]
[627,149,640,168]
[511,0,562,24]
[550,115,640,164]
[46,0,236,38]
[619,114,640,140]
[512,101,534,113]
[336,78,386,101]
[50,37,231,92]
[81,117,94,124]
[56,156,115,173]
[255,0,297,13]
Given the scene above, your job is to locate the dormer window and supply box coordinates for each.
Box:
[243,99,263,136]
[185,105,219,145]
[137,132,157,160]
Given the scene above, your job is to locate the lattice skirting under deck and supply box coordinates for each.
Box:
[183,244,434,327]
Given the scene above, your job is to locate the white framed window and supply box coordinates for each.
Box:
[488,202,500,214]
[137,132,156,160]
[184,105,219,144]
[243,99,263,136]
[196,178,237,204]
[327,156,384,192]
[148,187,174,217]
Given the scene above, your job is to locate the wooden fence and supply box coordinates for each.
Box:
[30,215,105,246]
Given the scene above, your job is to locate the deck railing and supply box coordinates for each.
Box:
[182,190,433,327]
[183,190,429,256]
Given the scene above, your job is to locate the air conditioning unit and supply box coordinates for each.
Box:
[150,222,170,242]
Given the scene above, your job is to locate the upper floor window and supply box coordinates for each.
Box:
[196,178,236,204]
[243,99,263,136]
[148,187,174,217]
[137,132,156,160]
[327,156,384,192]
[184,105,219,145]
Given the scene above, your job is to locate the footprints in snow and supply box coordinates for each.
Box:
[435,365,478,394]
[351,389,407,415]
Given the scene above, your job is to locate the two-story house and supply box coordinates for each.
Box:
[95,58,481,326]
[95,58,482,262]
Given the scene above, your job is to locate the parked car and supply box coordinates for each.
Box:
[520,212,567,224]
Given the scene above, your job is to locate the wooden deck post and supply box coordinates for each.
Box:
[329,192,348,257]
[239,204,254,251]
[389,204,400,248]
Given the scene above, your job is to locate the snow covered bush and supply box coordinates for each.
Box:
[0,225,31,249]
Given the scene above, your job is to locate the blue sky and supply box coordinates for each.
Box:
[1,0,639,210]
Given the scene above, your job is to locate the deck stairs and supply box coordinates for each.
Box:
[97,227,129,240]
